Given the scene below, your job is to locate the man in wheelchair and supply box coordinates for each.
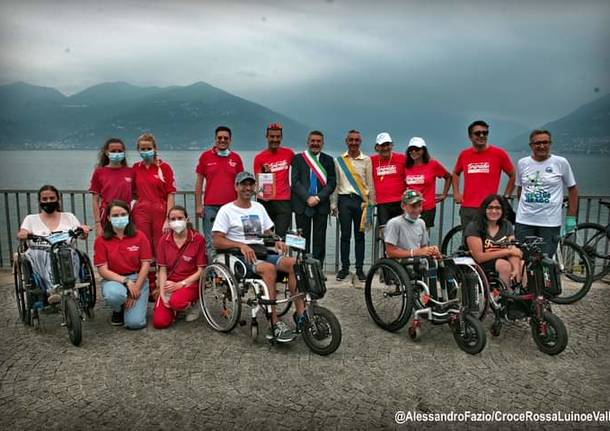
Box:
[384,189,441,261]
[212,171,306,343]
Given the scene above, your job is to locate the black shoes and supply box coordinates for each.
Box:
[111,307,124,326]
[356,269,367,282]
[336,269,350,281]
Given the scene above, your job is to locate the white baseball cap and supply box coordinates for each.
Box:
[375,132,393,146]
[408,137,427,149]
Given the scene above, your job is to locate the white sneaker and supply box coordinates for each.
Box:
[185,304,201,322]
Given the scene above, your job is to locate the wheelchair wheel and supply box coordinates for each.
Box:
[530,311,567,356]
[452,314,486,355]
[64,297,82,347]
[364,259,412,332]
[441,225,463,256]
[21,259,35,326]
[302,305,342,356]
[457,264,489,321]
[77,252,97,314]
[274,275,292,317]
[550,239,593,304]
[200,263,241,332]
[13,255,27,323]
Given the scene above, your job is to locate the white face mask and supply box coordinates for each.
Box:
[169,219,187,233]
[404,214,419,224]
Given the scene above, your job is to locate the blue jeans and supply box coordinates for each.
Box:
[515,223,561,258]
[101,274,149,329]
[203,205,220,261]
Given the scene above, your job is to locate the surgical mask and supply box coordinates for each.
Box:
[139,150,155,161]
[403,214,419,224]
[169,219,187,233]
[110,215,129,229]
[40,201,59,214]
[217,149,231,157]
[108,152,125,163]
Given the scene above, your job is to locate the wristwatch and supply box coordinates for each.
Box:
[180,281,187,287]
[123,277,131,285]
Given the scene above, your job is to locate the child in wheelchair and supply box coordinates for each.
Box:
[17,185,90,306]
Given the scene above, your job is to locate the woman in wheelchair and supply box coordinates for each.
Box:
[17,185,90,305]
[94,200,152,329]
[152,206,206,329]
[464,194,523,288]
[211,171,306,343]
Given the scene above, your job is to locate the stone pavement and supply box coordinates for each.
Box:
[1,269,609,431]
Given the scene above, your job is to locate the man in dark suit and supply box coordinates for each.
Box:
[291,130,337,265]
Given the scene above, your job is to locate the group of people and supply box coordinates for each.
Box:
[17,121,578,338]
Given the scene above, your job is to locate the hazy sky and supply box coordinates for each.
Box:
[1,0,609,142]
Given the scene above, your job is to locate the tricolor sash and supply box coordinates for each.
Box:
[336,155,374,232]
[302,150,327,186]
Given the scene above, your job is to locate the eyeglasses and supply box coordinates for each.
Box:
[473,131,489,137]
[531,140,551,146]
[216,136,230,141]
[486,205,503,211]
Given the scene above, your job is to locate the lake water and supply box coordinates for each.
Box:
[1,149,609,195]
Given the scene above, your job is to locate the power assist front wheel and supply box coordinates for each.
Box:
[364,259,412,332]
[302,305,342,356]
[64,297,82,347]
[200,263,241,332]
[452,314,486,355]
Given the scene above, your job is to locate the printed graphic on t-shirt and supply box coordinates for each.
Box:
[126,245,140,252]
[524,171,551,203]
[467,162,490,174]
[182,255,193,262]
[376,165,397,177]
[241,215,262,240]
[263,160,289,173]
[406,174,425,185]
[484,235,508,249]
[124,177,132,183]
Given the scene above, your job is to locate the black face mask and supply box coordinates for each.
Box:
[40,201,59,214]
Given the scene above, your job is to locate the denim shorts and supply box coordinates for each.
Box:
[236,253,283,277]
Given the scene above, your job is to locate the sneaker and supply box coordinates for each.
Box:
[356,269,367,282]
[111,307,124,326]
[272,320,297,343]
[47,292,61,305]
[293,310,309,333]
[336,268,350,281]
[185,304,201,322]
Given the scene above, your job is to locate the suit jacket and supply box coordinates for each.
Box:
[291,151,337,215]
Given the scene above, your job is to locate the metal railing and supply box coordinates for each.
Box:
[1,189,609,271]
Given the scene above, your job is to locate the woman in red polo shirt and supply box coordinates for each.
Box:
[404,137,452,229]
[131,133,177,298]
[94,200,152,329]
[153,206,207,329]
[89,138,134,237]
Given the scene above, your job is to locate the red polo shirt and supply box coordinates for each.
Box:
[453,145,514,208]
[133,159,176,204]
[195,149,244,206]
[253,147,295,201]
[156,230,207,281]
[93,230,152,275]
[371,152,406,204]
[89,166,134,206]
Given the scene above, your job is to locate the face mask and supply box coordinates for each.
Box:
[139,150,155,161]
[110,215,129,229]
[108,152,125,163]
[169,220,187,233]
[404,214,419,224]
[40,201,59,214]
[217,149,230,157]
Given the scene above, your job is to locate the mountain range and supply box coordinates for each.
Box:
[0,81,608,154]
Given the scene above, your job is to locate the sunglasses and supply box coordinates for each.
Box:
[408,147,423,152]
[473,131,489,137]
[216,136,230,141]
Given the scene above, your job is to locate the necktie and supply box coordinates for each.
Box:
[309,169,317,196]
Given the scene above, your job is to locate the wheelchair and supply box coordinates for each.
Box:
[364,226,487,355]
[13,228,96,346]
[198,233,342,356]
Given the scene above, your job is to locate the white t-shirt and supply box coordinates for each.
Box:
[515,155,576,227]
[20,212,81,236]
[212,201,274,245]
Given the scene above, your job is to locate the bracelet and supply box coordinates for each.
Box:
[410,249,414,258]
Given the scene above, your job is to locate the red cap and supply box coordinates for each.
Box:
[267,122,282,131]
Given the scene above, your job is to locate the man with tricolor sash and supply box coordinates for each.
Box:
[291,130,336,266]
[331,130,376,282]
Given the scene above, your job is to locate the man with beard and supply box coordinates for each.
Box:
[452,120,515,228]
[253,123,295,237]
[291,131,337,266]
[331,130,376,282]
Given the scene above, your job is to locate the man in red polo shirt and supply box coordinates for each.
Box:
[452,120,515,228]
[253,123,295,237]
[371,132,406,226]
[195,126,244,259]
